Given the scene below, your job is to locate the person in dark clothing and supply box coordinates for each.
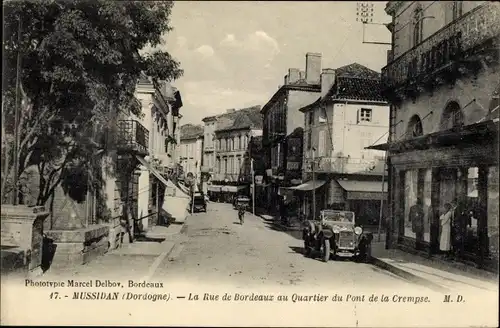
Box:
[409,198,425,250]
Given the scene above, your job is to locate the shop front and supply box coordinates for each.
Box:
[372,119,499,271]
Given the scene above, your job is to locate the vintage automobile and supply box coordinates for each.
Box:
[302,210,373,263]
[189,192,207,213]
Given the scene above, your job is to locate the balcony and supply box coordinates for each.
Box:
[212,173,250,183]
[117,120,149,156]
[304,157,386,175]
[382,3,500,98]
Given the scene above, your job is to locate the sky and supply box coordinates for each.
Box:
[158,1,391,125]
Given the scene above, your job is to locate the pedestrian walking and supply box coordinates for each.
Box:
[439,203,452,256]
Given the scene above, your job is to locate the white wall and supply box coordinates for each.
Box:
[332,103,389,161]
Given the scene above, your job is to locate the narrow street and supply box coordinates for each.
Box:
[153,202,413,289]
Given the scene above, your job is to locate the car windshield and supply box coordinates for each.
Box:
[322,211,354,223]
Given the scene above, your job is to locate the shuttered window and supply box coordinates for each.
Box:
[318,130,325,156]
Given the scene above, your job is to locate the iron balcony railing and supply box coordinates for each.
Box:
[117,120,149,155]
[304,157,386,175]
[381,3,500,90]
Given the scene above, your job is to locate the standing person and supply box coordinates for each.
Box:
[439,203,452,256]
[409,198,425,250]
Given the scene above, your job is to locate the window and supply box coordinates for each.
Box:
[359,108,373,123]
[308,111,314,126]
[318,107,327,123]
[318,130,326,156]
[413,6,423,47]
[307,130,312,150]
[407,115,423,139]
[403,169,430,242]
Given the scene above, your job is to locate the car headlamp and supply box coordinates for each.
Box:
[332,226,340,234]
[354,226,363,235]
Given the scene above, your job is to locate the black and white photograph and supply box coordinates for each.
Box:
[1,1,499,326]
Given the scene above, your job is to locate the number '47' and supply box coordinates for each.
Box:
[50,292,59,299]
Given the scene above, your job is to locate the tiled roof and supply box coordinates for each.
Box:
[180,124,204,140]
[335,63,380,79]
[215,105,263,132]
[332,77,386,102]
[318,63,386,103]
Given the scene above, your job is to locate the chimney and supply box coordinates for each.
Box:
[320,69,336,97]
[288,68,300,84]
[305,52,322,84]
[299,70,306,80]
[284,74,289,85]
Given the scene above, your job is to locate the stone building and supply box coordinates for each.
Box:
[179,124,204,183]
[261,53,322,213]
[369,1,499,270]
[207,106,263,202]
[109,75,183,241]
[298,63,389,226]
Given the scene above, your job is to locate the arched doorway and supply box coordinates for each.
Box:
[441,101,464,130]
[407,114,423,139]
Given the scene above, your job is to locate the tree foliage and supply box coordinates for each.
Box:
[1,0,183,206]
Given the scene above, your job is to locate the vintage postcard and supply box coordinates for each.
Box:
[1,1,499,326]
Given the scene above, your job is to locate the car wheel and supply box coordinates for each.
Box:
[321,239,330,262]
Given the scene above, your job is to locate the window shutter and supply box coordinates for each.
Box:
[318,130,325,156]
[357,109,361,124]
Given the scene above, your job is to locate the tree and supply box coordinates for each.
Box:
[1,0,183,207]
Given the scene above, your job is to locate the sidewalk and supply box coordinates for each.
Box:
[371,242,499,293]
[41,221,187,280]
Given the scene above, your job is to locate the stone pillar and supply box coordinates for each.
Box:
[1,205,49,276]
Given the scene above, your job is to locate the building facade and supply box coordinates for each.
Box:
[208,106,263,202]
[371,1,499,270]
[111,75,183,236]
[179,124,204,183]
[299,63,389,226]
[261,53,322,213]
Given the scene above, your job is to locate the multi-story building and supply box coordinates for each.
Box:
[369,1,499,270]
[111,74,183,237]
[261,53,322,212]
[201,116,217,174]
[208,106,262,202]
[179,124,204,182]
[297,63,389,226]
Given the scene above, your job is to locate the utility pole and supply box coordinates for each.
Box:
[377,152,387,242]
[12,16,23,205]
[251,158,255,215]
[312,148,316,220]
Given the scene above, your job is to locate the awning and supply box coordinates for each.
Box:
[221,185,247,193]
[208,185,222,192]
[135,155,169,187]
[289,180,327,191]
[337,180,387,201]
